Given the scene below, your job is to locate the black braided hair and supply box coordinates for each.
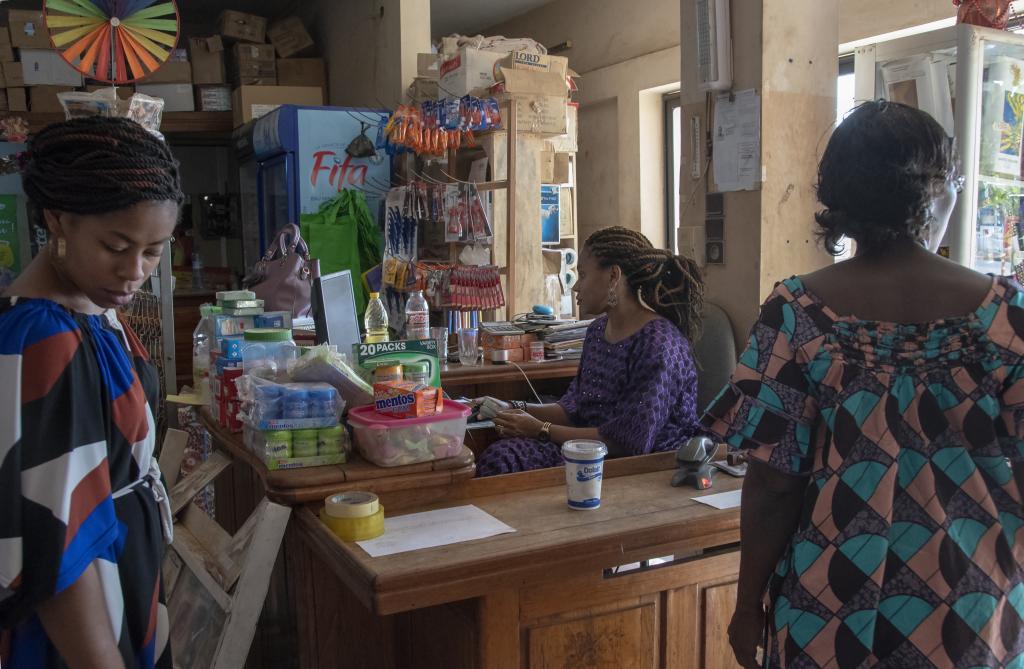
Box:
[584,226,705,342]
[22,116,183,220]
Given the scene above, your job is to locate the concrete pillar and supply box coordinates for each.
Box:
[303,0,430,109]
[679,0,837,350]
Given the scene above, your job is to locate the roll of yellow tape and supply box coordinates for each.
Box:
[320,507,385,542]
[325,491,379,519]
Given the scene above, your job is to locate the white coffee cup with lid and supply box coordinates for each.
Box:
[562,440,609,510]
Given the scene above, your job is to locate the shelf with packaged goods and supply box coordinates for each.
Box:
[0,111,234,143]
[438,95,578,318]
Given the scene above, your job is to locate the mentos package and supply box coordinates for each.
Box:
[373,381,442,418]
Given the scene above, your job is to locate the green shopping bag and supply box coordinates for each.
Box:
[301,190,383,317]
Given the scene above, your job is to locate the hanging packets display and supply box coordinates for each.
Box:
[384,181,493,247]
[381,97,502,157]
[442,265,505,311]
[381,260,505,312]
[384,188,417,259]
[443,183,493,243]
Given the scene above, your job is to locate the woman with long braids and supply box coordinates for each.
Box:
[474,226,705,476]
[0,117,183,668]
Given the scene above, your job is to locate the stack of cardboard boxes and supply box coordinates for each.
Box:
[137,10,326,122]
[0,7,327,123]
[4,9,85,113]
[218,10,325,128]
[135,47,194,112]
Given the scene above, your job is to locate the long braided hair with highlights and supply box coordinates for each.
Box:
[21,116,183,221]
[584,226,705,342]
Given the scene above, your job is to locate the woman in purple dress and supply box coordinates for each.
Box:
[475,226,705,476]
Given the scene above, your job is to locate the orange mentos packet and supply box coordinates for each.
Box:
[373,381,442,418]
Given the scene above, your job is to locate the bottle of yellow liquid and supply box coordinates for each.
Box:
[364,292,389,343]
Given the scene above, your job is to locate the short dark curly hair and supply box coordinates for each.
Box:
[815,100,956,255]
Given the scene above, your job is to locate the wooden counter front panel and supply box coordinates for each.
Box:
[293,529,741,668]
[526,595,659,668]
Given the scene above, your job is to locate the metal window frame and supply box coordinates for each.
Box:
[663,92,682,254]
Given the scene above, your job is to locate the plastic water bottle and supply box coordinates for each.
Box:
[404,290,430,340]
[364,292,389,343]
[192,304,216,404]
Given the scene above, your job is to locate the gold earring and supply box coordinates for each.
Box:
[51,237,66,260]
[607,287,618,308]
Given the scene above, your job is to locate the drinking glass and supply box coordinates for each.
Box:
[431,327,449,363]
[458,328,480,366]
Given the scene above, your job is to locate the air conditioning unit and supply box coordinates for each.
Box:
[696,0,732,92]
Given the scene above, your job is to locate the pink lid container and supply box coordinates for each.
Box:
[347,403,471,467]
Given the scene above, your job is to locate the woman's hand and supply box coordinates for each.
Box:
[493,409,543,439]
[728,603,765,669]
[473,396,511,420]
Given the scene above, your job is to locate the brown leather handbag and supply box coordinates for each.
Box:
[244,224,320,319]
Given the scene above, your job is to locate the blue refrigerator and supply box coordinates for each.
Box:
[0,142,31,292]
[242,105,391,265]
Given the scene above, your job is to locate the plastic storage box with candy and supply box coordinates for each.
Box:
[347,403,470,467]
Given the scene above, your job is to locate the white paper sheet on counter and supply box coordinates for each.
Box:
[356,505,516,557]
[691,489,742,510]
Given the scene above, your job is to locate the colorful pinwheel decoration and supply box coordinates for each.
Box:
[43,0,181,85]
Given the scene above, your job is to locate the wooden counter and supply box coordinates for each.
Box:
[287,453,742,668]
[201,381,743,669]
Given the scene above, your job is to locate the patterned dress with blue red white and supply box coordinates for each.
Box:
[0,297,171,668]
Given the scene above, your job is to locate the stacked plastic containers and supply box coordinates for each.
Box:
[242,377,352,470]
[211,335,245,432]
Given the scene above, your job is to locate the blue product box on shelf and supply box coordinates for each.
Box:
[255,311,292,329]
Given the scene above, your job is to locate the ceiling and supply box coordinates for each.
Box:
[431,0,559,38]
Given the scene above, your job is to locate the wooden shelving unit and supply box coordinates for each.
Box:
[0,111,233,143]
[445,102,519,317]
[443,100,582,318]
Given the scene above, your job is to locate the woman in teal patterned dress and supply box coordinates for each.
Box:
[704,101,1024,668]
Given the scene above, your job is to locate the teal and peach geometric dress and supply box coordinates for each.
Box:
[703,276,1024,668]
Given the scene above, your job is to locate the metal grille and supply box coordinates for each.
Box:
[120,288,168,444]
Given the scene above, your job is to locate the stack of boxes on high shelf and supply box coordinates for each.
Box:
[141,10,326,125]
[0,8,325,123]
[1,9,87,113]
[409,39,578,172]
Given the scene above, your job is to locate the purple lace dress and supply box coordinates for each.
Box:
[475,316,700,476]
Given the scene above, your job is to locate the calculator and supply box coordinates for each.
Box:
[480,322,526,335]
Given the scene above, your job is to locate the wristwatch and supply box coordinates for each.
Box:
[538,421,552,442]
